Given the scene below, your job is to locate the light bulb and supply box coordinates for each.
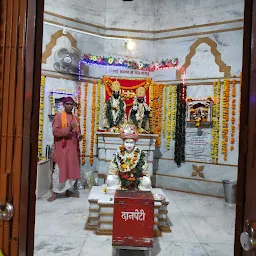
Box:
[127,40,136,50]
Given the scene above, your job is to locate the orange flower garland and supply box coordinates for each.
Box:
[38,76,45,160]
[95,79,101,143]
[81,83,88,165]
[77,82,81,117]
[172,86,177,139]
[239,72,242,129]
[166,86,172,150]
[90,82,97,165]
[149,81,154,132]
[230,77,237,151]
[153,83,159,136]
[157,84,164,146]
[162,85,167,138]
[211,79,221,163]
[221,79,230,161]
[153,84,160,146]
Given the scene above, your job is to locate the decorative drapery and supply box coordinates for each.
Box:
[103,76,152,116]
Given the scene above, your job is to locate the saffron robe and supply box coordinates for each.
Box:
[52,113,81,183]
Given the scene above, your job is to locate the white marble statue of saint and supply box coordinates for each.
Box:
[128,87,150,133]
[102,80,126,132]
[106,123,152,192]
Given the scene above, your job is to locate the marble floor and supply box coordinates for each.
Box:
[34,189,236,256]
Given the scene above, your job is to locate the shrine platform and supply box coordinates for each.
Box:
[96,132,158,184]
[85,186,171,237]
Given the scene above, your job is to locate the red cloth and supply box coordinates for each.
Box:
[52,113,80,183]
[105,78,150,116]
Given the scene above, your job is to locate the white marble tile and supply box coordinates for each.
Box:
[175,198,236,218]
[34,235,86,256]
[162,213,200,243]
[35,206,89,237]
[79,235,113,256]
[36,189,90,214]
[166,199,182,214]
[184,215,235,244]
[202,243,234,256]
[152,240,208,256]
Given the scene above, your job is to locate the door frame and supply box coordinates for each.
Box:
[235,0,256,255]
[15,0,255,255]
[18,0,44,255]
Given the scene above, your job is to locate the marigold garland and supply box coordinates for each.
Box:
[153,84,164,146]
[149,81,154,132]
[157,84,164,146]
[153,83,159,138]
[95,79,101,143]
[172,86,177,139]
[81,83,88,165]
[49,93,54,114]
[239,72,242,129]
[90,82,97,165]
[166,86,173,150]
[211,79,221,163]
[162,85,168,138]
[221,79,230,161]
[38,76,45,160]
[77,82,81,117]
[230,77,237,151]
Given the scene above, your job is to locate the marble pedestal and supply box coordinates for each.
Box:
[85,186,171,237]
[36,160,51,199]
[96,132,158,184]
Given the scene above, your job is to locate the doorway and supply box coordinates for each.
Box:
[0,0,256,255]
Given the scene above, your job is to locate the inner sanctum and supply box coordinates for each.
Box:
[34,0,243,255]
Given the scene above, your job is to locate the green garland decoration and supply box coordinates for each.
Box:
[105,98,125,128]
[129,108,150,130]
[174,84,187,167]
[114,148,146,189]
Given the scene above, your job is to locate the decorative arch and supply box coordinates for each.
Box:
[176,37,231,79]
[42,30,77,64]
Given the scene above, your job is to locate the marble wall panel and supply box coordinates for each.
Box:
[105,0,155,30]
[44,0,106,26]
[42,24,105,71]
[156,159,237,182]
[154,0,244,30]
[154,31,243,78]
[156,175,224,197]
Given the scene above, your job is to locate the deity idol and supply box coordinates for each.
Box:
[106,123,152,192]
[103,80,126,132]
[128,87,150,133]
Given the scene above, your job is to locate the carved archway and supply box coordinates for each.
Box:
[176,37,231,79]
[42,30,77,64]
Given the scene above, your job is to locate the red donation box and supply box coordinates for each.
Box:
[112,190,154,248]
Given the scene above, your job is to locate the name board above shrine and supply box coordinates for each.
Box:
[88,65,176,80]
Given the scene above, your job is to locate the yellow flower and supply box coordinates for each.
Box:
[108,58,114,64]
[92,55,97,61]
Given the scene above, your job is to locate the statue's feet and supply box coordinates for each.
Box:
[47,193,57,202]
[65,190,79,198]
